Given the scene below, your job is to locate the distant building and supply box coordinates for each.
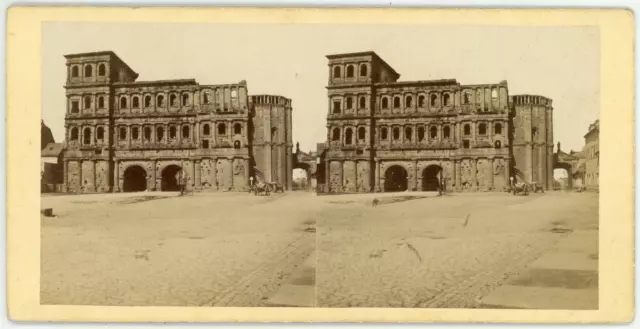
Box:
[584,119,599,190]
[322,51,554,193]
[61,51,292,193]
[41,142,64,192]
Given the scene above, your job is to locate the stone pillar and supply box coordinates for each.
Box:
[454,159,460,191]
[78,160,83,193]
[228,157,234,191]
[338,160,344,192]
[324,159,330,193]
[194,160,201,191]
[195,122,200,144]
[244,158,250,188]
[471,158,478,190]
[212,158,218,191]
[151,159,157,191]
[188,160,195,190]
[374,160,381,192]
[525,143,533,183]
[91,160,97,192]
[413,159,419,191]
[127,125,131,149]
[286,146,293,191]
[114,159,119,192]
[488,157,494,191]
[63,160,69,192]
[504,157,511,185]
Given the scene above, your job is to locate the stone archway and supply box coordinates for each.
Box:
[292,162,311,191]
[161,164,182,191]
[384,165,408,192]
[554,162,573,189]
[123,165,147,192]
[422,165,443,191]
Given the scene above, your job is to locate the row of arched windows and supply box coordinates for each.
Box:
[331,127,367,145]
[332,96,368,113]
[117,125,191,142]
[380,93,452,110]
[70,63,106,79]
[69,126,106,145]
[333,64,368,79]
[117,89,238,109]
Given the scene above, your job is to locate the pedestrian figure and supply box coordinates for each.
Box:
[175,169,186,196]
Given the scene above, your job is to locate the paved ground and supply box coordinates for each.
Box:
[41,190,598,309]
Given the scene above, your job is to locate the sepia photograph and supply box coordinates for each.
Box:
[6,6,634,323]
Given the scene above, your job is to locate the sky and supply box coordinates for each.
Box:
[42,22,599,153]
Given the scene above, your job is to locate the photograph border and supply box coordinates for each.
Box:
[7,6,634,323]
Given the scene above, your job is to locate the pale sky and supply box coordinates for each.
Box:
[42,22,599,153]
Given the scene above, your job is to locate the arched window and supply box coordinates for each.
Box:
[393,96,401,108]
[234,123,242,134]
[494,123,503,135]
[119,127,127,140]
[97,127,104,140]
[491,89,498,99]
[443,126,451,139]
[418,126,425,141]
[83,127,91,145]
[169,126,176,139]
[333,100,341,113]
[405,127,412,141]
[234,141,241,149]
[84,65,92,77]
[170,94,177,106]
[359,96,366,108]
[157,127,164,141]
[345,128,353,145]
[144,95,151,108]
[71,66,79,78]
[358,127,366,140]
[463,92,471,104]
[430,126,438,139]
[157,95,165,107]
[443,94,451,106]
[203,92,210,104]
[70,127,78,140]
[120,96,127,108]
[84,96,91,109]
[271,127,278,140]
[418,95,426,107]
[346,97,353,109]
[382,97,389,109]
[98,96,105,108]
[182,126,190,139]
[479,123,487,135]
[406,96,413,107]
[231,90,237,99]
[494,141,502,149]
[132,127,139,140]
[182,94,189,106]
[132,96,140,108]
[392,127,400,140]
[464,124,471,135]
[333,66,341,78]
[98,64,106,76]
[144,127,151,141]
[332,128,340,141]
[381,127,388,140]
[346,65,355,78]
[532,127,538,138]
[203,124,210,135]
[430,94,438,107]
[218,123,226,135]
[360,64,367,76]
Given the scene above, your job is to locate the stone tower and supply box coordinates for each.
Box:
[510,94,554,189]
[250,95,293,189]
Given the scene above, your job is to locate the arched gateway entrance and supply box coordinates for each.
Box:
[384,165,408,192]
[123,165,147,192]
[161,165,182,191]
[422,165,443,191]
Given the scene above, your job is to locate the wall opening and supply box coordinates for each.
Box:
[123,165,147,192]
[422,165,443,191]
[384,165,408,192]
[161,165,182,191]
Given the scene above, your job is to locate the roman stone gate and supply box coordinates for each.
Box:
[292,143,318,191]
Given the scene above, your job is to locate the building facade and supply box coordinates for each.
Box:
[62,51,292,193]
[323,51,554,193]
[583,119,599,190]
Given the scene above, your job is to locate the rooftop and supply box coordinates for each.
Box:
[42,143,63,157]
[326,51,400,78]
[64,50,138,80]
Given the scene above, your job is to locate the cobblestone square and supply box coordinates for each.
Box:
[41,191,597,309]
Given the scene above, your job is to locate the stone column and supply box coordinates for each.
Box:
[91,160,97,192]
[324,159,330,193]
[471,158,478,190]
[127,125,131,149]
[413,159,419,191]
[488,157,494,191]
[63,160,69,192]
[537,145,544,184]
[188,160,195,190]
[212,158,218,191]
[151,159,157,191]
[525,143,533,183]
[453,159,460,191]
[78,160,83,193]
[194,160,201,191]
[286,145,293,191]
[114,159,119,192]
[195,122,200,145]
[228,157,234,191]
[338,160,344,192]
[374,159,381,192]
[503,157,511,186]
[244,158,250,188]
[354,160,358,192]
